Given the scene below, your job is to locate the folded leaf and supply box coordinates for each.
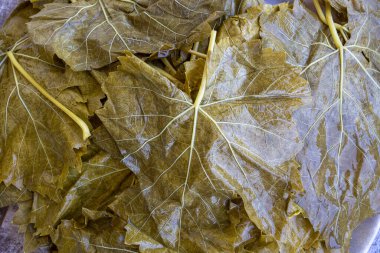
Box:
[183,58,205,99]
[24,224,52,253]
[27,0,229,70]
[30,152,130,235]
[0,183,32,208]
[52,217,136,253]
[92,125,123,158]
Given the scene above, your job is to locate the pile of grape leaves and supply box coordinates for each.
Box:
[0,0,379,252]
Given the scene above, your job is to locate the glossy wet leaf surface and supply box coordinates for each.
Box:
[96,28,312,250]
[260,0,380,249]
[53,216,136,253]
[30,152,131,235]
[0,3,102,201]
[27,0,229,71]
[0,1,379,252]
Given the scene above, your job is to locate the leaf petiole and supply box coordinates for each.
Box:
[194,30,217,107]
[188,49,206,59]
[324,1,345,228]
[190,42,200,60]
[325,2,343,49]
[161,57,177,75]
[6,51,91,140]
[313,0,349,33]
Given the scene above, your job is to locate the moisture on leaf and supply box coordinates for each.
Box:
[2,0,379,252]
[27,0,230,71]
[29,152,131,235]
[260,0,380,249]
[52,216,136,253]
[0,3,103,201]
[0,183,31,208]
[96,24,313,250]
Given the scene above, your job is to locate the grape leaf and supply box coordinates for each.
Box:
[29,0,69,9]
[52,216,136,253]
[23,224,52,253]
[0,3,102,201]
[27,0,230,71]
[111,181,246,252]
[0,183,31,208]
[30,152,131,235]
[183,58,205,99]
[13,198,33,233]
[259,1,326,67]
[97,27,312,250]
[110,184,262,252]
[260,0,380,249]
[92,125,124,159]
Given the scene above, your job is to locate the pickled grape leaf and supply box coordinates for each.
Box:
[13,198,33,233]
[2,0,379,252]
[183,58,205,99]
[52,216,136,253]
[92,125,124,158]
[29,152,131,235]
[29,0,69,9]
[110,182,244,252]
[110,184,259,252]
[23,225,52,253]
[0,183,31,208]
[123,222,176,253]
[27,0,230,71]
[259,1,325,67]
[260,0,380,249]
[0,3,102,201]
[96,25,313,250]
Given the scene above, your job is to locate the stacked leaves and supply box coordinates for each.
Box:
[0,0,379,252]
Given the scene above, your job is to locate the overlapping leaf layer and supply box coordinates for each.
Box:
[0,0,379,252]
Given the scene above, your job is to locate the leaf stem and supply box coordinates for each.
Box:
[340,28,349,42]
[150,64,185,89]
[325,0,344,142]
[194,30,217,108]
[190,42,200,60]
[161,57,177,75]
[325,1,343,49]
[188,49,206,59]
[313,0,349,33]
[6,51,91,140]
[325,1,345,207]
